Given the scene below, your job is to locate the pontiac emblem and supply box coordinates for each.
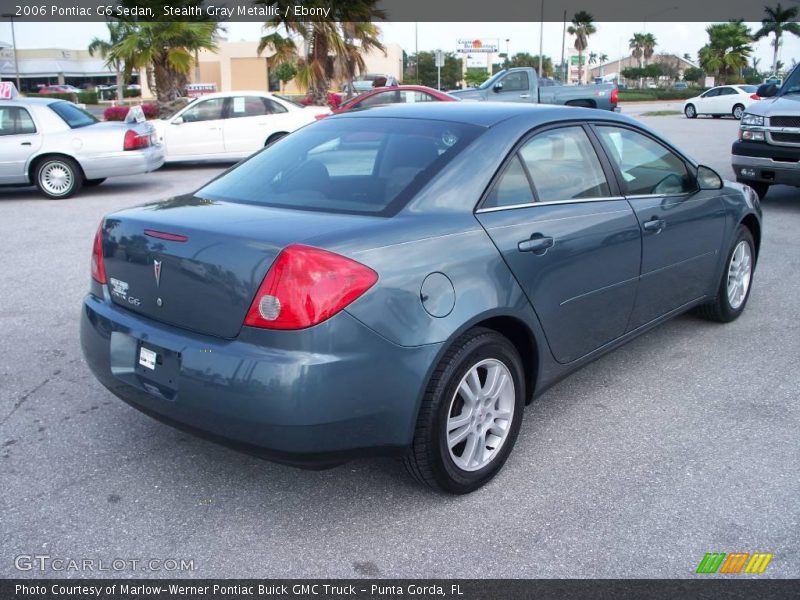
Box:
[153,260,162,287]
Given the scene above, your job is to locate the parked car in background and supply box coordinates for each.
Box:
[150,91,329,163]
[448,68,619,110]
[38,85,81,96]
[341,74,399,95]
[332,85,458,114]
[733,64,800,199]
[81,103,760,494]
[0,93,163,198]
[672,82,689,90]
[684,85,760,120]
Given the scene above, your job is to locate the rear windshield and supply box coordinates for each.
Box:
[49,101,97,128]
[740,85,758,93]
[197,117,483,216]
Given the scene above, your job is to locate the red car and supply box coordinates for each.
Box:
[332,85,458,114]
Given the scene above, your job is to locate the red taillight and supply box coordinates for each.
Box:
[124,129,150,151]
[314,113,329,120]
[144,229,188,242]
[244,244,378,330]
[750,94,761,100]
[611,87,619,105]
[91,222,106,284]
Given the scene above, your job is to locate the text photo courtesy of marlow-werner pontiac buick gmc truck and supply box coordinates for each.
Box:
[733,63,800,199]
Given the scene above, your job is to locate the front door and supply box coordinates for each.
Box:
[492,71,533,102]
[592,124,726,329]
[164,97,226,158]
[476,124,641,364]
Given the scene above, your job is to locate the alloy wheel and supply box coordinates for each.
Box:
[39,161,74,196]
[727,240,752,310]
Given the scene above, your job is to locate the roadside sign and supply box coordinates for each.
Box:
[435,51,445,68]
[124,105,146,124]
[456,38,499,54]
[0,81,18,99]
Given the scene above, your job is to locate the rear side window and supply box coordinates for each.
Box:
[198,117,484,216]
[484,156,535,209]
[0,106,36,135]
[48,101,97,128]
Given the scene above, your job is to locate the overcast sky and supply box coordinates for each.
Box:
[1,21,797,69]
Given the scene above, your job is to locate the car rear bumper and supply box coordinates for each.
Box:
[80,293,441,466]
[732,141,800,186]
[80,145,165,179]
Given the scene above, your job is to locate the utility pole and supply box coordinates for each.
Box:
[538,0,544,77]
[2,14,21,90]
[560,10,567,82]
[415,22,419,81]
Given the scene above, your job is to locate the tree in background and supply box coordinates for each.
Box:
[682,66,705,85]
[88,22,129,102]
[698,21,753,83]
[257,0,385,104]
[642,33,657,66]
[274,62,297,92]
[753,3,800,75]
[629,33,646,68]
[464,70,490,88]
[405,52,463,89]
[567,11,596,84]
[598,53,609,77]
[498,52,554,77]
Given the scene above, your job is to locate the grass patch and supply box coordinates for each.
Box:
[640,110,683,117]
[618,88,702,102]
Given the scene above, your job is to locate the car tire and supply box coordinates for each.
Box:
[84,178,106,187]
[265,132,288,146]
[34,156,83,199]
[404,327,525,494]
[737,179,769,200]
[684,104,696,119]
[732,103,745,120]
[695,225,755,323]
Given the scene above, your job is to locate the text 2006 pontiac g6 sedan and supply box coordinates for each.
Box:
[81,103,761,494]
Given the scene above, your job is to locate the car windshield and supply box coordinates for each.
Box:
[48,101,97,128]
[478,71,505,90]
[780,68,800,94]
[197,117,484,216]
[274,94,303,108]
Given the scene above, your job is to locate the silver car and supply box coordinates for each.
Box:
[0,97,164,199]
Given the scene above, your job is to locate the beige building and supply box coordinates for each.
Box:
[139,40,403,98]
[587,53,698,84]
[0,47,119,92]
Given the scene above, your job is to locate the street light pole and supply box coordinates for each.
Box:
[538,0,544,77]
[2,14,21,90]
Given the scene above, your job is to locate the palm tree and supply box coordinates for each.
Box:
[88,22,129,103]
[567,11,596,84]
[257,0,385,104]
[629,33,646,68]
[599,52,608,77]
[754,3,800,75]
[698,21,753,83]
[106,22,218,107]
[642,33,657,65]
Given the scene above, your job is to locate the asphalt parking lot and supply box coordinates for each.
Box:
[1,104,798,579]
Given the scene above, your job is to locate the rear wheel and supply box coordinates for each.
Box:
[404,328,525,494]
[34,156,83,199]
[732,103,745,120]
[695,225,755,322]
[84,178,106,187]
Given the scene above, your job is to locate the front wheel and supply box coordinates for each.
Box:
[732,104,745,120]
[404,328,525,494]
[695,225,755,322]
[35,156,83,199]
[684,104,697,119]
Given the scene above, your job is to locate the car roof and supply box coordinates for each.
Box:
[333,101,630,128]
[0,96,59,106]
[188,90,276,100]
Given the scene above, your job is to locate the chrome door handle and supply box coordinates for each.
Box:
[519,94,530,98]
[518,234,554,254]
[20,142,31,146]
[642,218,666,233]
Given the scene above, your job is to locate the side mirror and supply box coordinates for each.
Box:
[171,116,184,125]
[756,83,778,98]
[493,83,503,93]
[696,165,723,190]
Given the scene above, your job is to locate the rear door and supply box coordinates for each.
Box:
[222,95,293,155]
[476,124,641,364]
[164,97,226,158]
[592,124,726,328]
[0,105,41,183]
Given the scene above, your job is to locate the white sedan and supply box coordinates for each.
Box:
[151,91,329,162]
[0,94,163,199]
[683,85,760,120]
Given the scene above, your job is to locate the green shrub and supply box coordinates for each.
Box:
[77,91,98,104]
[123,88,141,98]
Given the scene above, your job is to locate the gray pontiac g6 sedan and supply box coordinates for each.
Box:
[81,103,761,493]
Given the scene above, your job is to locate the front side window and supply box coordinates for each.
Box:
[198,117,483,216]
[359,91,400,108]
[702,88,721,98]
[595,126,695,196]
[0,106,36,135]
[501,72,529,92]
[48,101,97,128]
[518,126,610,202]
[181,98,225,123]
